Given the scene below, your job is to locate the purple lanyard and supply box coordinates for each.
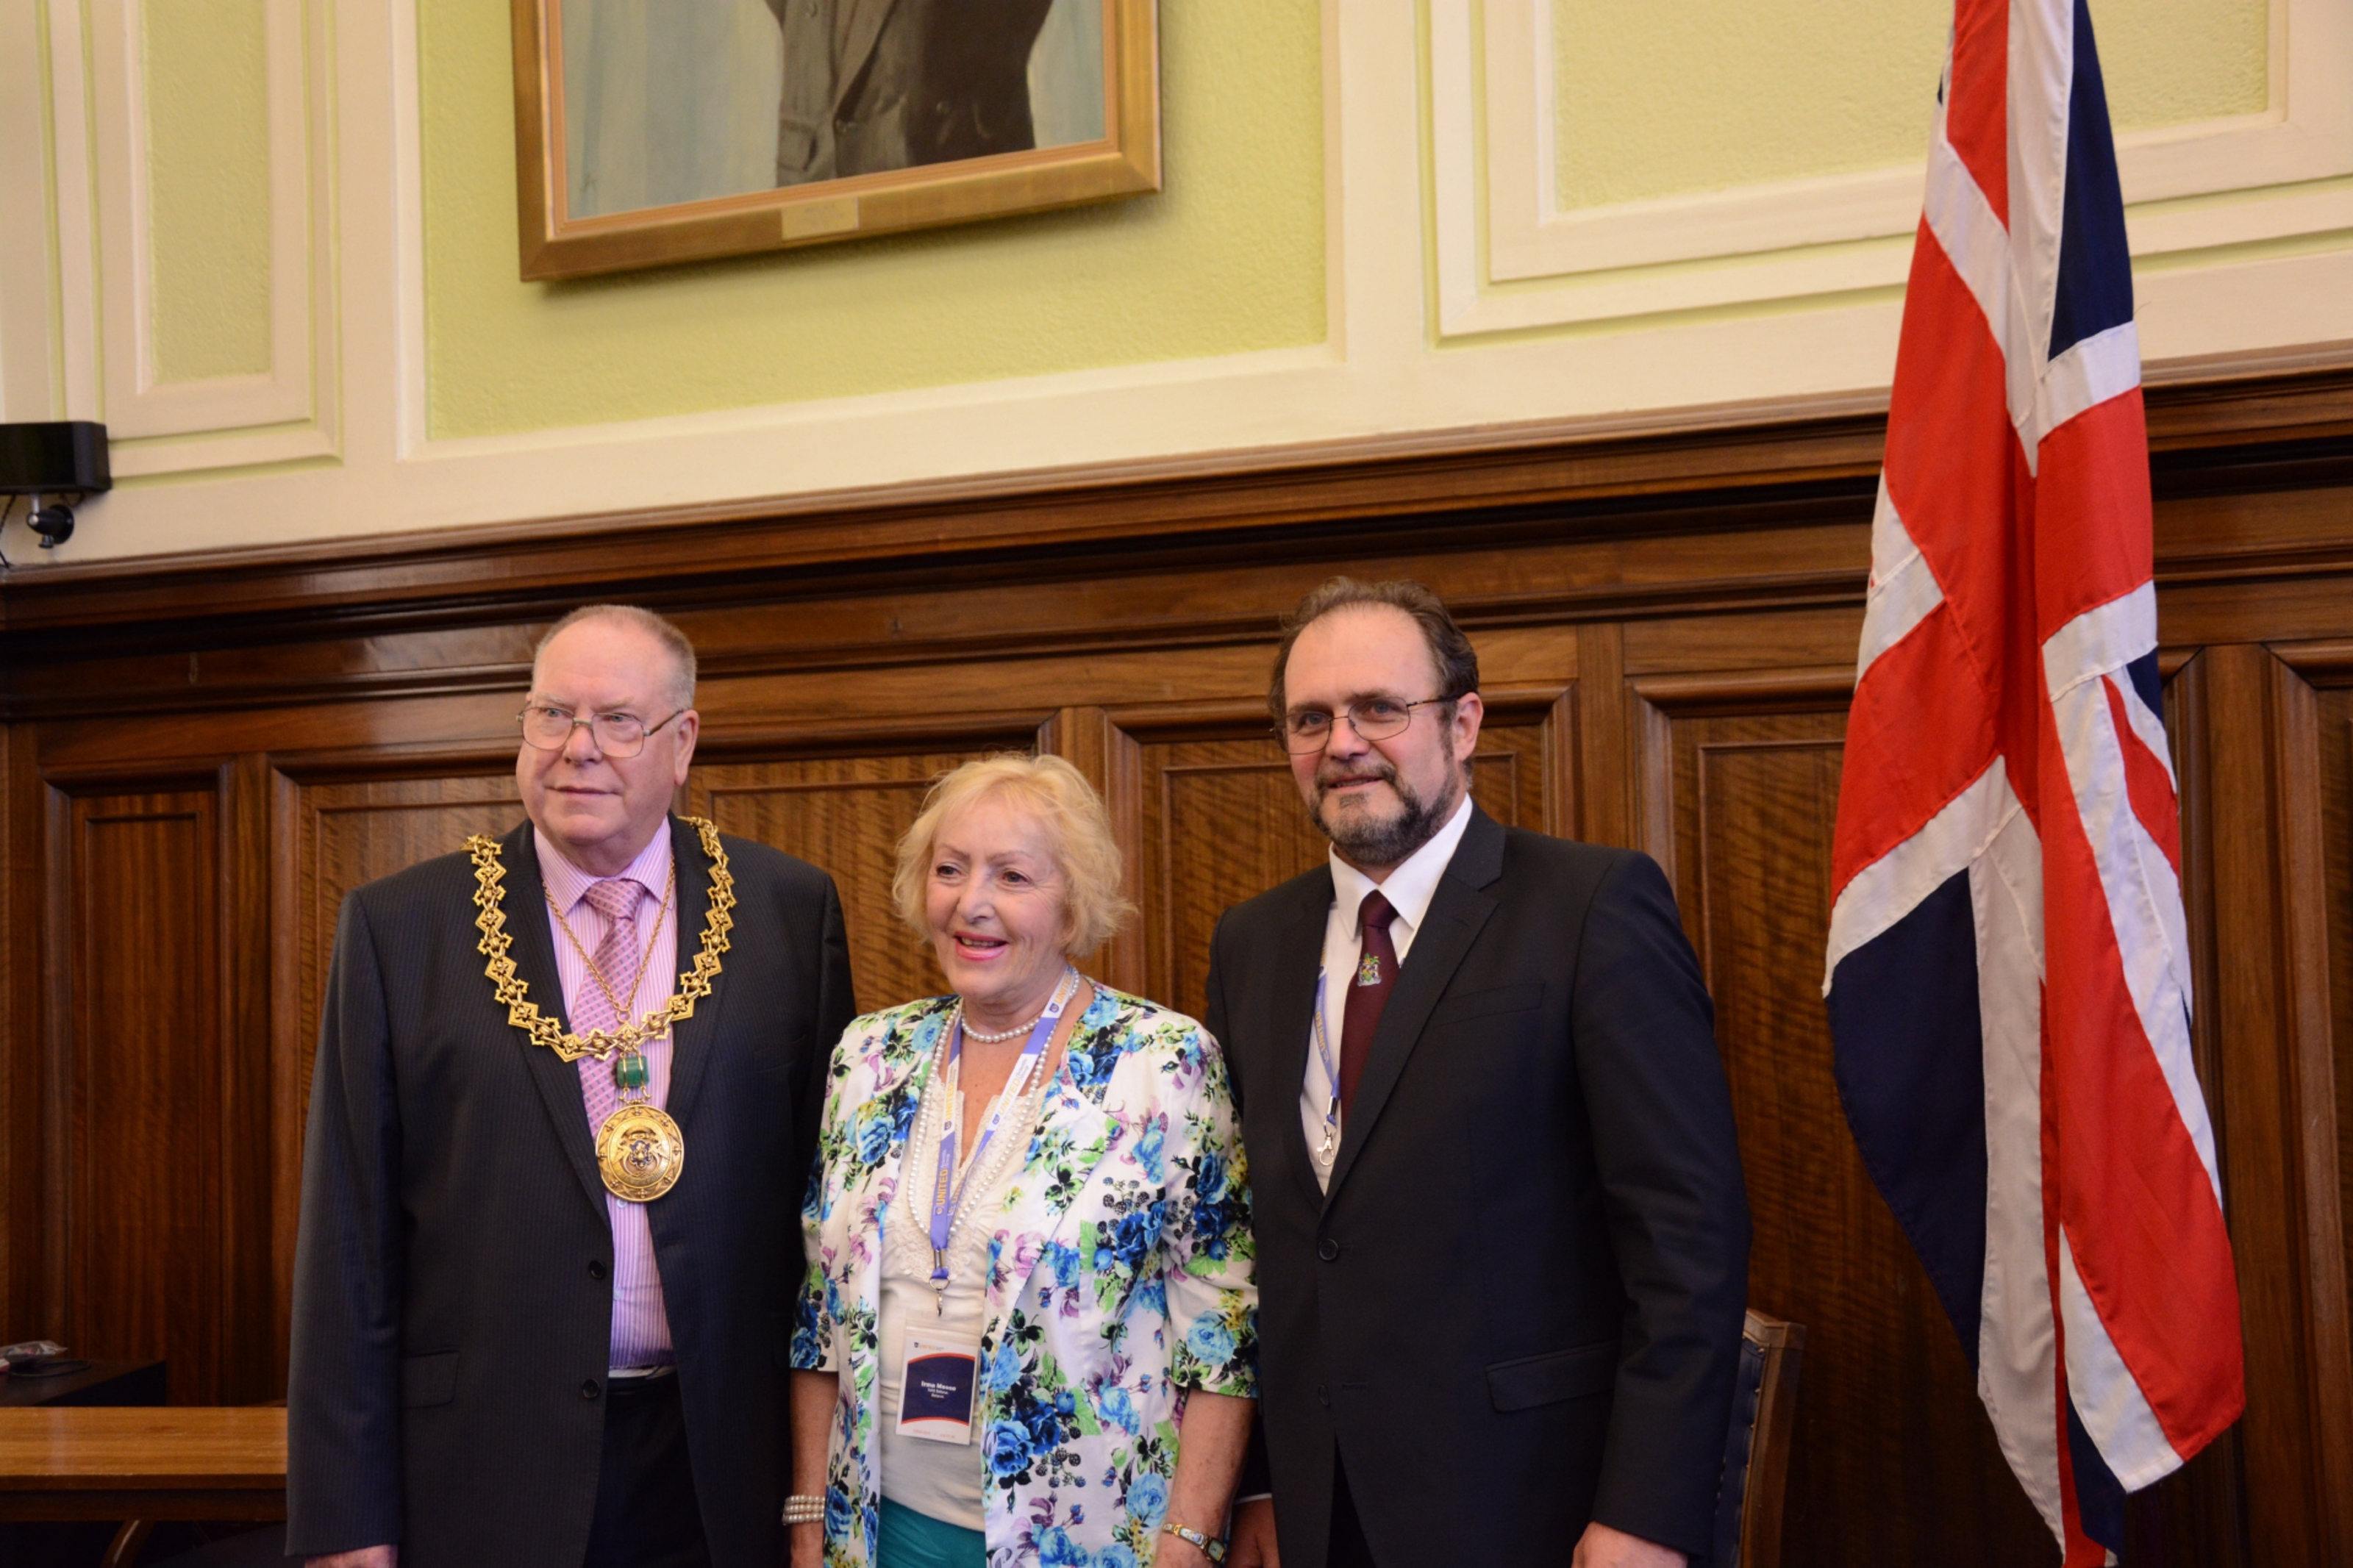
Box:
[928,976,1074,1282]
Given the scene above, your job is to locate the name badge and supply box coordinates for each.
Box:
[896,1333,981,1445]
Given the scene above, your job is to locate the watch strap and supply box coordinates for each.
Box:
[1164,1522,1229,1564]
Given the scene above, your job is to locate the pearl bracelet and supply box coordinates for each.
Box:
[782,1494,826,1525]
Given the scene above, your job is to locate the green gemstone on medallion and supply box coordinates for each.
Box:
[613,1053,650,1091]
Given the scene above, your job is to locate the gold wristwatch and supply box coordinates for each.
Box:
[1164,1522,1228,1563]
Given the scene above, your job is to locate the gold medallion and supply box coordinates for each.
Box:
[596,1102,685,1203]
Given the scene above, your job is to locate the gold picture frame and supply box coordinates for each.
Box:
[511,0,1160,282]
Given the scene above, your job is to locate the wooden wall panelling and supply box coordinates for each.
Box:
[50,776,237,1403]
[686,747,1026,1017]
[1634,670,2057,1567]
[2199,642,2353,1565]
[268,767,527,1391]
[0,725,32,1342]
[1044,707,1149,998]
[2312,659,2353,1399]
[218,756,274,1403]
[1120,691,1565,1028]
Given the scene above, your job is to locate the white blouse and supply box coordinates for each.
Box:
[874,1047,1048,1527]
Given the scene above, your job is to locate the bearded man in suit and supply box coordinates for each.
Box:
[288,604,857,1568]
[1204,579,1751,1568]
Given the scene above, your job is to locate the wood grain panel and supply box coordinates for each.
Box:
[2326,691,2353,1367]
[1663,709,2055,1567]
[62,787,224,1403]
[1134,717,1554,1026]
[2199,648,2353,1564]
[270,772,525,1388]
[690,751,1008,1017]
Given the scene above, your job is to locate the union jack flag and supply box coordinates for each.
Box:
[1822,0,2244,1559]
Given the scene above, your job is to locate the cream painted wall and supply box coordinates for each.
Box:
[423,0,1327,438]
[143,0,275,383]
[1551,0,2271,211]
[0,0,2347,565]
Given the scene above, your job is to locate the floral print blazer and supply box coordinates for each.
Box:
[794,987,1258,1568]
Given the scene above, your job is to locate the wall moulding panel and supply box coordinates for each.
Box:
[1436,0,2353,338]
[59,0,338,473]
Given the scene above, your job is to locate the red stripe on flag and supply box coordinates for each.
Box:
[2102,676,2181,874]
[1947,0,2010,227]
[1829,605,1996,895]
[2039,702,2246,1456]
[2034,390,2155,646]
[1883,225,2022,698]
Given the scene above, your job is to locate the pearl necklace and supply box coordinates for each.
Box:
[952,967,1079,1042]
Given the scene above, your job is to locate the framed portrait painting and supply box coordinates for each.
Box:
[511,0,1159,280]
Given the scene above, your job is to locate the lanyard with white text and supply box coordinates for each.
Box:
[1310,970,1340,1161]
[929,973,1076,1284]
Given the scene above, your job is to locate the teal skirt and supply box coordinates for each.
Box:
[875,1495,986,1568]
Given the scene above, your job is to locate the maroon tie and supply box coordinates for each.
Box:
[1338,892,1399,1115]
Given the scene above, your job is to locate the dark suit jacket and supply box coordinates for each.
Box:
[1204,807,1750,1567]
[765,0,1053,186]
[286,816,856,1568]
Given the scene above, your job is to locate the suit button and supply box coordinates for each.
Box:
[1318,1236,1340,1261]
[581,1378,601,1400]
[588,1260,608,1281]
[1316,1383,1329,1407]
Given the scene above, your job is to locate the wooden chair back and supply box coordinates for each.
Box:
[1709,1307,1808,1568]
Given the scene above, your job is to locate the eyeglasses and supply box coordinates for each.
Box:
[517,705,686,759]
[1275,696,1452,754]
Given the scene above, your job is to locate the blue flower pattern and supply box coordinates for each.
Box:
[795,989,1257,1567]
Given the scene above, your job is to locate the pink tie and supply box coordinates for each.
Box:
[575,878,643,1129]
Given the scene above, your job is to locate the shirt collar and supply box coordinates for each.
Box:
[1327,792,1475,936]
[535,820,674,914]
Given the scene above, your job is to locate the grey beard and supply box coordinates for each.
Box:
[1313,767,1461,868]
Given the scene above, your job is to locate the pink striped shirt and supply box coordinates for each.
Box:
[537,826,679,1370]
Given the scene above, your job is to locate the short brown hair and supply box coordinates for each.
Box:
[1267,577,1479,722]
[891,753,1135,958]
[532,604,696,709]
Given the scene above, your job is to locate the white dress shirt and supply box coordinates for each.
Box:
[1302,794,1476,1191]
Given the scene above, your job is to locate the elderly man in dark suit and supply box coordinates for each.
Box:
[1204,579,1751,1568]
[764,0,1054,186]
[288,604,857,1568]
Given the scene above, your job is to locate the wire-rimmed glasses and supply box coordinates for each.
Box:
[517,705,685,759]
[1275,696,1452,754]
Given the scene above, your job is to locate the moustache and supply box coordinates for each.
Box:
[1315,762,1398,795]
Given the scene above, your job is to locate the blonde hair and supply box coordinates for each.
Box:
[892,754,1135,957]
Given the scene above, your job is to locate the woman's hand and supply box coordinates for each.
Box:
[1151,1530,1216,1567]
[788,1371,838,1568]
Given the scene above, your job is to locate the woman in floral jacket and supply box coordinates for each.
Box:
[788,756,1262,1568]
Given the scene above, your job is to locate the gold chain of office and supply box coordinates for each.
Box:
[465,816,737,1064]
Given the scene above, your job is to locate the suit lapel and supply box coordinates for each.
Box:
[1324,808,1507,1203]
[1265,870,1335,1212]
[659,815,728,1137]
[503,824,609,1214]
[831,0,902,118]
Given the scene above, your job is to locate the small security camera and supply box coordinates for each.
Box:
[29,501,76,548]
[1,421,110,554]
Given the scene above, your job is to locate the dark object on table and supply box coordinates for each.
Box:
[0,1359,165,1407]
[7,1357,93,1379]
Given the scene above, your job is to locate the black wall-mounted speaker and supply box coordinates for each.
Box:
[0,421,110,495]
